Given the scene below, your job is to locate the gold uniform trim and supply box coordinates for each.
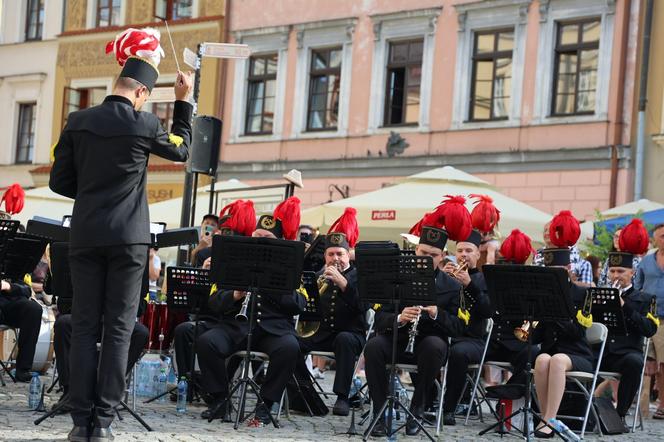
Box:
[168,133,184,147]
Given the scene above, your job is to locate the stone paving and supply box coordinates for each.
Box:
[1,368,664,441]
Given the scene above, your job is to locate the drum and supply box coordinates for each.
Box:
[0,327,16,363]
[140,302,186,353]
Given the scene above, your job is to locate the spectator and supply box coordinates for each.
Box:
[634,223,664,419]
[586,255,601,286]
[148,247,161,300]
[191,214,219,267]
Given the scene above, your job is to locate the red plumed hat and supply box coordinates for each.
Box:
[224,200,256,237]
[1,183,25,215]
[470,194,500,234]
[328,207,359,248]
[549,210,581,248]
[409,213,431,237]
[500,229,534,264]
[105,27,164,67]
[619,219,650,255]
[429,195,472,242]
[273,196,301,241]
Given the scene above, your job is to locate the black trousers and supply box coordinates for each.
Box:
[172,319,217,377]
[53,314,148,391]
[443,338,484,413]
[196,325,300,404]
[485,341,533,383]
[600,351,644,416]
[298,331,365,397]
[68,244,147,428]
[364,333,448,413]
[0,297,42,371]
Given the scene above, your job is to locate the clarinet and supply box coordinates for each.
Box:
[404,308,421,355]
[235,292,251,321]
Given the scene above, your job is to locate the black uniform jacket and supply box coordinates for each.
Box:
[309,265,367,341]
[50,96,192,247]
[532,283,593,360]
[595,287,657,358]
[453,268,493,342]
[0,282,31,317]
[374,269,465,339]
[208,287,306,342]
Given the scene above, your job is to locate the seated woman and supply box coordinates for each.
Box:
[532,246,594,438]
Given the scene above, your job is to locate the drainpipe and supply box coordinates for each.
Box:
[634,0,654,200]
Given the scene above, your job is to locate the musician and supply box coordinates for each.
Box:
[532,247,594,438]
[296,208,366,416]
[49,27,193,441]
[441,229,493,425]
[364,226,465,436]
[595,225,658,431]
[0,279,42,382]
[51,302,149,414]
[197,202,306,424]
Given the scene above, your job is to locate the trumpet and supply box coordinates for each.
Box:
[317,275,330,296]
[405,307,422,355]
[235,291,251,321]
[451,259,469,278]
[514,320,539,342]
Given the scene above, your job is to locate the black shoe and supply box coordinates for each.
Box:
[203,398,229,421]
[14,369,32,383]
[333,397,350,416]
[90,426,114,441]
[443,411,456,426]
[254,403,273,425]
[534,428,555,438]
[620,416,630,433]
[67,426,89,442]
[52,393,73,415]
[370,418,387,437]
[405,416,422,436]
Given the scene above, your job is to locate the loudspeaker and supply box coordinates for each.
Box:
[189,115,222,175]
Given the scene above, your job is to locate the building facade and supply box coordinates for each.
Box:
[0,0,225,204]
[219,0,640,220]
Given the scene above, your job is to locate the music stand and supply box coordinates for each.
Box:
[144,267,211,404]
[302,234,326,272]
[0,220,20,270]
[355,246,437,442]
[588,287,627,336]
[210,234,304,430]
[1,233,47,282]
[479,265,576,441]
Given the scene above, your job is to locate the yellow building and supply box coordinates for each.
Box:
[29,0,225,203]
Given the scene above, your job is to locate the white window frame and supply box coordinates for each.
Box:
[290,18,356,139]
[451,0,531,130]
[531,0,616,125]
[86,0,127,29]
[367,8,441,134]
[154,0,200,20]
[228,26,289,144]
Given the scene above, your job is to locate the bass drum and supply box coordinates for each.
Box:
[0,327,16,364]
[31,301,56,374]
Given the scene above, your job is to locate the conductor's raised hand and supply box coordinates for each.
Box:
[174,71,193,101]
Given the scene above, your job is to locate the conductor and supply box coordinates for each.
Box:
[49,27,193,442]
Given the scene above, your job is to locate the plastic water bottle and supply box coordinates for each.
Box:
[384,407,398,441]
[176,377,188,413]
[349,376,361,397]
[151,360,160,396]
[158,368,168,403]
[167,364,177,385]
[548,418,580,441]
[28,372,41,410]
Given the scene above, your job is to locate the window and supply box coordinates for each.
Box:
[384,40,423,126]
[469,29,513,121]
[25,0,44,41]
[552,18,600,116]
[155,0,193,21]
[96,0,122,28]
[146,102,175,129]
[62,86,106,127]
[245,54,278,135]
[16,103,37,164]
[306,47,342,131]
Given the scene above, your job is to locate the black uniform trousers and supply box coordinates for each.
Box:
[54,314,148,392]
[0,297,42,372]
[173,319,217,377]
[600,352,644,417]
[297,331,365,397]
[68,244,147,428]
[196,325,300,404]
[365,333,448,413]
[443,338,484,413]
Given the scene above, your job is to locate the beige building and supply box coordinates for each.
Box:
[1,0,225,204]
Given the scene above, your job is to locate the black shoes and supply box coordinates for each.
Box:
[370,417,387,437]
[14,369,32,383]
[90,426,114,441]
[254,402,273,425]
[67,426,89,442]
[203,397,229,422]
[443,411,456,426]
[620,416,630,434]
[333,397,350,416]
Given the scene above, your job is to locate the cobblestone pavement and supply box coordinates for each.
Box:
[1,368,664,441]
